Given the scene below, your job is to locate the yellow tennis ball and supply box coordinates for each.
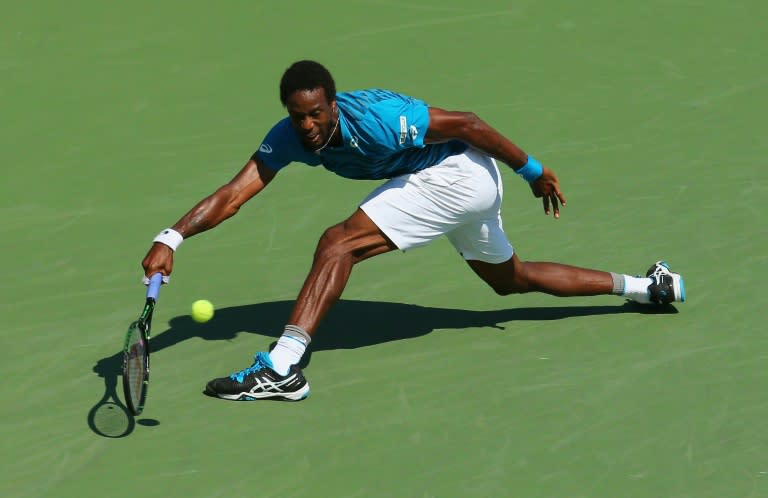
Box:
[191,299,214,323]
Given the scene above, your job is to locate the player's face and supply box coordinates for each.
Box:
[286,88,338,150]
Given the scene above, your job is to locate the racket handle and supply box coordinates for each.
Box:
[147,272,163,300]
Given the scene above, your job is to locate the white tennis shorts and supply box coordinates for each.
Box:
[360,147,514,264]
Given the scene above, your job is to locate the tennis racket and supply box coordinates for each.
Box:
[122,272,163,415]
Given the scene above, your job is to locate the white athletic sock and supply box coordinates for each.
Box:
[268,325,310,375]
[622,275,653,303]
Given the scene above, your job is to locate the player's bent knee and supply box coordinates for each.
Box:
[314,216,393,266]
[473,257,531,296]
[488,281,528,296]
[494,274,535,295]
[314,224,347,259]
[314,222,370,264]
[478,272,530,295]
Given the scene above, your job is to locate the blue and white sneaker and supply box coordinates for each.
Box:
[645,261,686,305]
[204,352,310,401]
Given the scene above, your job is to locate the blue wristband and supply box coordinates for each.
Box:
[516,155,544,182]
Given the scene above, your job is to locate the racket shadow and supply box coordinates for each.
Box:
[88,352,136,438]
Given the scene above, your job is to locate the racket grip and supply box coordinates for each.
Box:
[147,272,163,300]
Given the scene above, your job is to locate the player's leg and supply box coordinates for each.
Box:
[446,219,620,296]
[443,150,685,304]
[465,255,615,296]
[268,209,396,381]
[287,208,398,334]
[204,208,396,401]
[465,254,685,304]
[448,209,686,302]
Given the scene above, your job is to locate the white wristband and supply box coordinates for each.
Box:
[153,228,184,251]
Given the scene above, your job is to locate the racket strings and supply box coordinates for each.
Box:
[125,334,147,403]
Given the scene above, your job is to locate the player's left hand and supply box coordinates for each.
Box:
[529,166,566,219]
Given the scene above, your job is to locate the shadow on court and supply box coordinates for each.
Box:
[88,299,674,437]
[87,351,136,438]
[151,299,674,354]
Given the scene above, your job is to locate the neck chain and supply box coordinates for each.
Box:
[314,114,339,154]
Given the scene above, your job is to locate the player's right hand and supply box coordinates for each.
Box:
[142,242,174,282]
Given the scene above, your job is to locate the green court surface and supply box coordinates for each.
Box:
[2,1,767,497]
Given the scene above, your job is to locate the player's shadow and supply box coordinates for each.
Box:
[88,298,673,436]
[146,299,674,367]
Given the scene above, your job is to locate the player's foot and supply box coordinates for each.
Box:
[204,352,310,401]
[645,261,686,305]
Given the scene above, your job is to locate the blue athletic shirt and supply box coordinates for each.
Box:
[254,89,468,180]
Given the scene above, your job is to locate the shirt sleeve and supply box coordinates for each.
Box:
[357,93,429,154]
[252,118,302,171]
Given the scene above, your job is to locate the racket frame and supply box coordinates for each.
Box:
[122,273,162,415]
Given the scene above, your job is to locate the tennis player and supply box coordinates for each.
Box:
[142,60,686,401]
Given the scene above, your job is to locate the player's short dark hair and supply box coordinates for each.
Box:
[279,60,336,106]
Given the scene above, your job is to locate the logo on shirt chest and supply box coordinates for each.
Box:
[349,136,359,148]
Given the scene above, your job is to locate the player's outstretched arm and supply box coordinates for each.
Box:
[425,107,566,218]
[142,158,277,278]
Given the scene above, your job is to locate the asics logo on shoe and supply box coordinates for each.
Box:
[249,373,299,393]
